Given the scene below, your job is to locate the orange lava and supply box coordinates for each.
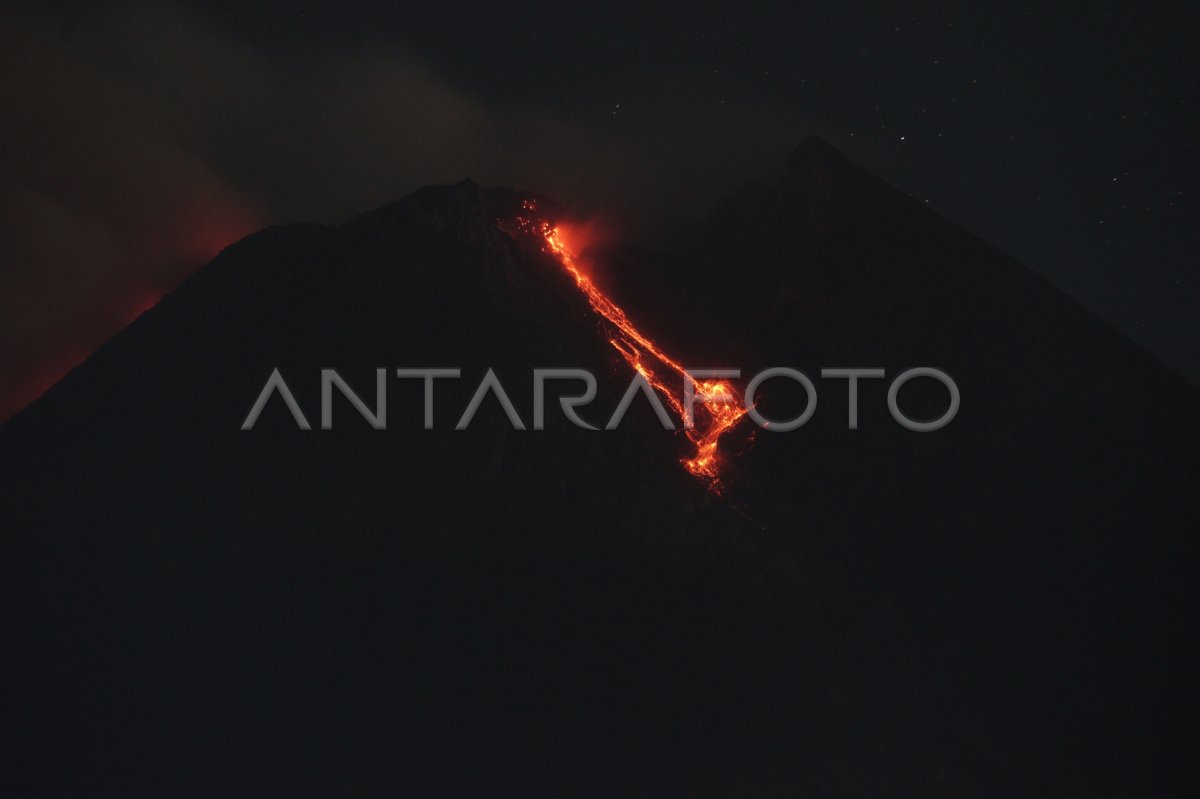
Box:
[512,200,748,493]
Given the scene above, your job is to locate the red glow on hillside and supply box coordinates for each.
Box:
[2,212,256,424]
[125,292,163,324]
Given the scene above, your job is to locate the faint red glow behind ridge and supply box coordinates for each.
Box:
[1,212,257,424]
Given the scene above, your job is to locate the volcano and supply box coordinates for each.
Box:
[3,138,1197,797]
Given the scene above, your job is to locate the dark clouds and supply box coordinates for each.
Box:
[3,1,1197,421]
[1,2,813,420]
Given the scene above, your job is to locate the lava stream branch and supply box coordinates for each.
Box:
[510,200,749,493]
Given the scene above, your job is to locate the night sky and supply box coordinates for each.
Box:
[2,0,1197,421]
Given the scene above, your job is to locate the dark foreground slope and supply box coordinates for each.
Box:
[3,141,1198,797]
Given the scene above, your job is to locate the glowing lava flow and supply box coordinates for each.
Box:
[512,200,748,493]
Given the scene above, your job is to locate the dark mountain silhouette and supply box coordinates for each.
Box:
[3,138,1197,797]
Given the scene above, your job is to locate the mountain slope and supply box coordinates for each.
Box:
[2,143,1197,797]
